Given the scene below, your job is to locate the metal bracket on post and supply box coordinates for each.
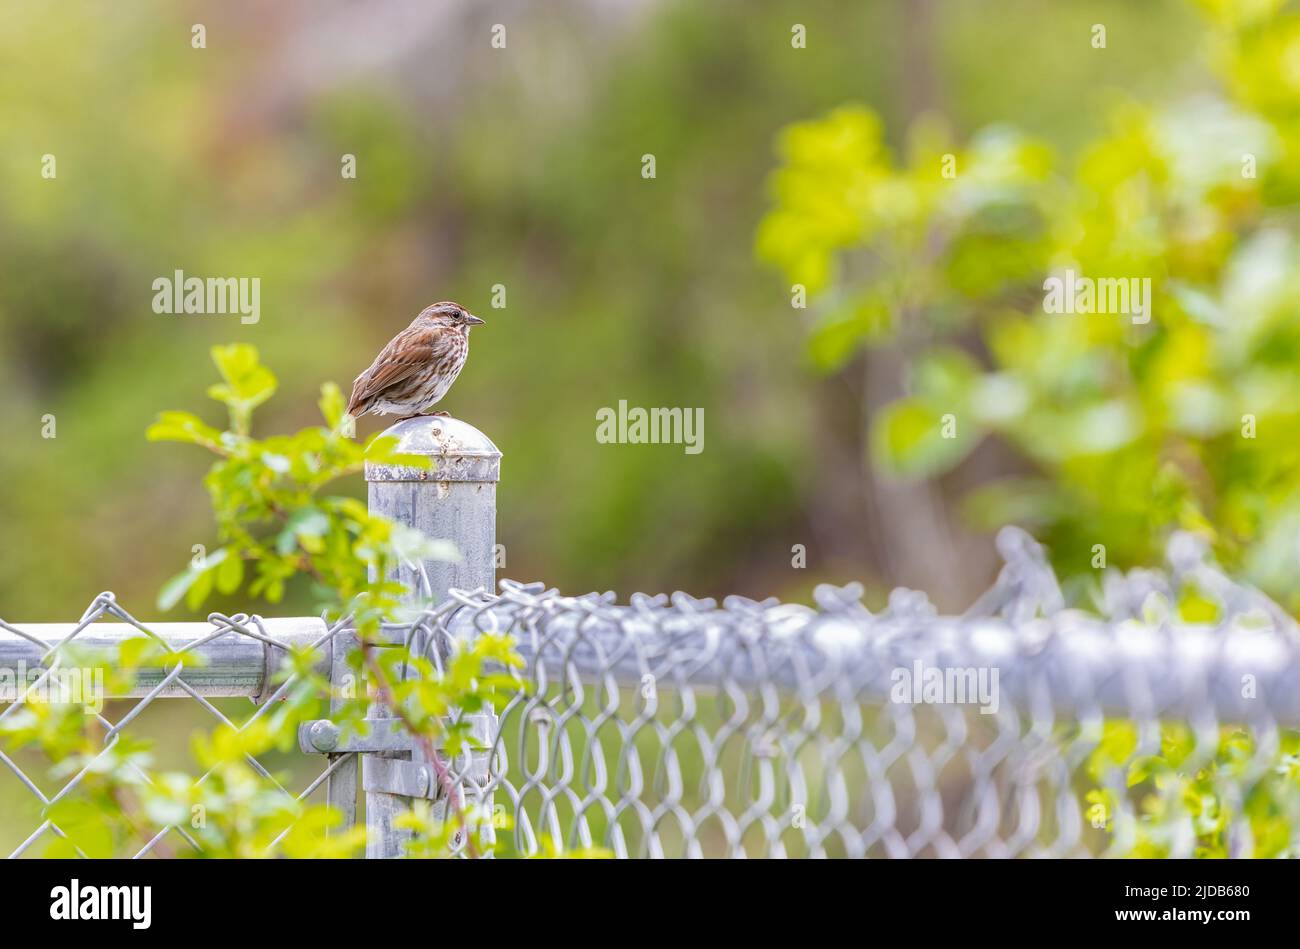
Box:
[300,718,416,756]
[361,415,501,858]
[299,715,495,805]
[300,718,438,800]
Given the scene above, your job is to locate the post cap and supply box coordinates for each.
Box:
[364,416,501,483]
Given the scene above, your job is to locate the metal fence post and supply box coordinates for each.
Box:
[363,415,501,858]
[324,627,359,838]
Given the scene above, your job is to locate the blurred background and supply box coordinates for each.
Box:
[0,0,1240,623]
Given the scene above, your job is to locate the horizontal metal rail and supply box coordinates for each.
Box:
[7,583,1298,726]
[446,597,1300,723]
[437,546,1300,726]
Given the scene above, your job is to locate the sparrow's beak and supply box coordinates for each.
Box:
[465,314,486,326]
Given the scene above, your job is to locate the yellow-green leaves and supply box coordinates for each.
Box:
[46,339,526,857]
[372,630,529,857]
[280,507,330,555]
[157,547,229,611]
[389,523,460,567]
[318,380,347,428]
[757,31,1300,608]
[873,399,972,478]
[147,344,443,619]
[756,106,887,295]
[145,410,223,449]
[807,294,894,373]
[872,348,982,477]
[207,343,277,436]
[157,544,249,612]
[43,799,116,858]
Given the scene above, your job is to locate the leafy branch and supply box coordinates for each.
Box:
[0,344,525,858]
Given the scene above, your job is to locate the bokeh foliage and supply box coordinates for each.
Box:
[0,0,1203,618]
[753,0,1300,855]
[1,0,1296,859]
[759,0,1300,609]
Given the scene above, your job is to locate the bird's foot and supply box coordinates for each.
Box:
[431,411,450,417]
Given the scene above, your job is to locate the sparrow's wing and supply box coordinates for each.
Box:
[346,324,450,415]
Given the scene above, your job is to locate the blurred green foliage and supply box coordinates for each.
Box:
[753,0,1300,855]
[1085,719,1300,858]
[0,0,1204,618]
[3,0,1286,859]
[758,0,1300,608]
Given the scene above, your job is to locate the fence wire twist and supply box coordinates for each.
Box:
[3,527,1300,857]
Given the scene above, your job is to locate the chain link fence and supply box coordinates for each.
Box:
[440,529,1300,858]
[0,596,349,858]
[3,528,1300,857]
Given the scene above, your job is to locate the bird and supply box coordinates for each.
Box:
[344,301,485,424]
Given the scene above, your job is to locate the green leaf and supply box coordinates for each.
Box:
[44,798,116,858]
[119,635,161,669]
[1178,585,1220,623]
[206,344,277,433]
[912,347,981,405]
[1126,755,1169,787]
[871,397,977,478]
[364,434,432,469]
[318,382,347,427]
[157,548,227,612]
[279,507,330,555]
[186,567,215,611]
[390,523,461,565]
[146,410,223,446]
[807,296,894,372]
[210,343,277,402]
[215,551,245,595]
[261,452,291,474]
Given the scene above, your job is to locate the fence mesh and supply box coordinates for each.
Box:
[0,595,349,858]
[441,528,1300,858]
[3,527,1300,858]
